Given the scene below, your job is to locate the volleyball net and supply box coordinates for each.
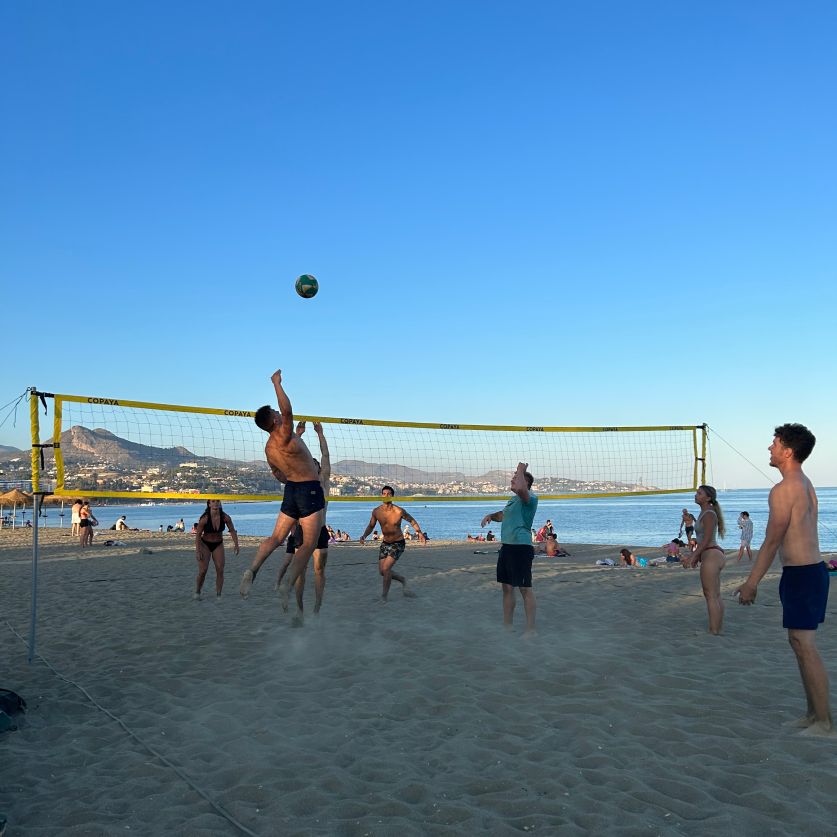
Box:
[28,390,706,501]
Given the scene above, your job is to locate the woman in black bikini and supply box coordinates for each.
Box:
[682,485,727,635]
[194,499,239,599]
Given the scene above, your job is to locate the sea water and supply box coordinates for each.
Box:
[40,487,837,551]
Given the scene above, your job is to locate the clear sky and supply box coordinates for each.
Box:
[1,1,835,488]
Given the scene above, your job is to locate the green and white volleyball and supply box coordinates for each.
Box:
[295,274,319,298]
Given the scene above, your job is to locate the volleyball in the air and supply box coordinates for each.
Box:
[295,274,319,299]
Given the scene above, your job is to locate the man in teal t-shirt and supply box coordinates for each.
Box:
[481,462,538,636]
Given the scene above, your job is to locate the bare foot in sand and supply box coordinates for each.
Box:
[783,715,816,729]
[798,721,837,738]
[291,612,304,629]
[278,582,291,612]
[239,569,254,599]
[378,596,389,605]
[695,630,724,636]
[403,589,418,598]
[215,594,221,603]
[193,592,202,600]
[521,629,538,638]
[503,623,515,633]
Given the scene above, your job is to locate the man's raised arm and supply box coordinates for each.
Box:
[735,485,792,603]
[314,421,331,483]
[271,369,293,443]
[512,462,531,503]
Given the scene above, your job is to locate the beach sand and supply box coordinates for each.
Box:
[1,528,836,836]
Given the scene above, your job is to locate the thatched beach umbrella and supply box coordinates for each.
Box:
[1,489,32,530]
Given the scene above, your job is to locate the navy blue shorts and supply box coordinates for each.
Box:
[779,562,830,631]
[280,480,325,520]
[496,544,534,588]
[286,526,329,553]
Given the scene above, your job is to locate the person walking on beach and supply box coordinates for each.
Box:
[240,369,326,614]
[194,500,239,600]
[360,486,426,602]
[679,509,696,549]
[735,424,833,737]
[480,463,538,637]
[681,486,726,635]
[274,421,332,623]
[71,499,82,537]
[735,512,754,562]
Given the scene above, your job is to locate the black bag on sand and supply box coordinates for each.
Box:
[0,710,15,733]
[0,689,26,716]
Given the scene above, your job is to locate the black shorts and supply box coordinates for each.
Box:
[779,562,830,630]
[280,480,325,520]
[496,544,534,588]
[379,539,406,563]
[79,519,90,528]
[685,527,694,537]
[286,526,330,553]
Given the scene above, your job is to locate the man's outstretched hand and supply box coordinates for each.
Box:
[481,515,491,527]
[734,581,758,605]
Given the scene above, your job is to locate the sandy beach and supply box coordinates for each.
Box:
[1,528,836,836]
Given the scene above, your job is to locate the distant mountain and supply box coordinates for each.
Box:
[0,444,20,453]
[332,459,514,484]
[0,426,268,471]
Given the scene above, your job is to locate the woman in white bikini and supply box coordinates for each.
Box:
[682,485,727,635]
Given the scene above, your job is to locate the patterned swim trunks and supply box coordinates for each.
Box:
[379,539,406,563]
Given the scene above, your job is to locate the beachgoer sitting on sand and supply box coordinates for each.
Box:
[468,533,478,541]
[372,531,380,540]
[190,523,198,534]
[342,531,350,541]
[486,530,496,541]
[536,534,570,557]
[535,525,548,543]
[404,526,413,540]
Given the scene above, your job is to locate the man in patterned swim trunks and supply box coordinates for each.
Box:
[360,486,426,602]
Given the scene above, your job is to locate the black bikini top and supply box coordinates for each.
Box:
[202,511,226,535]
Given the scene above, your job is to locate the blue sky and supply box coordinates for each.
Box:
[1,1,835,487]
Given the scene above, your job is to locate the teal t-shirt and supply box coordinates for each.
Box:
[500,492,538,545]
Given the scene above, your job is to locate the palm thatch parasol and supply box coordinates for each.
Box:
[1,488,32,530]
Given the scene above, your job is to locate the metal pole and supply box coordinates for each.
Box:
[29,493,39,664]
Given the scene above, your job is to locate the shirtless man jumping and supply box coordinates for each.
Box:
[735,424,833,738]
[274,420,331,624]
[239,369,325,618]
[360,486,426,601]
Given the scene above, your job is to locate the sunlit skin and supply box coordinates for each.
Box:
[194,499,239,599]
[733,435,834,737]
[681,487,725,636]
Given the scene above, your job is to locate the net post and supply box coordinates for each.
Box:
[692,428,699,488]
[701,425,707,485]
[29,388,41,665]
[53,396,64,492]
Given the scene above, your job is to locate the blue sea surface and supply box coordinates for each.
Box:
[37,487,837,551]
